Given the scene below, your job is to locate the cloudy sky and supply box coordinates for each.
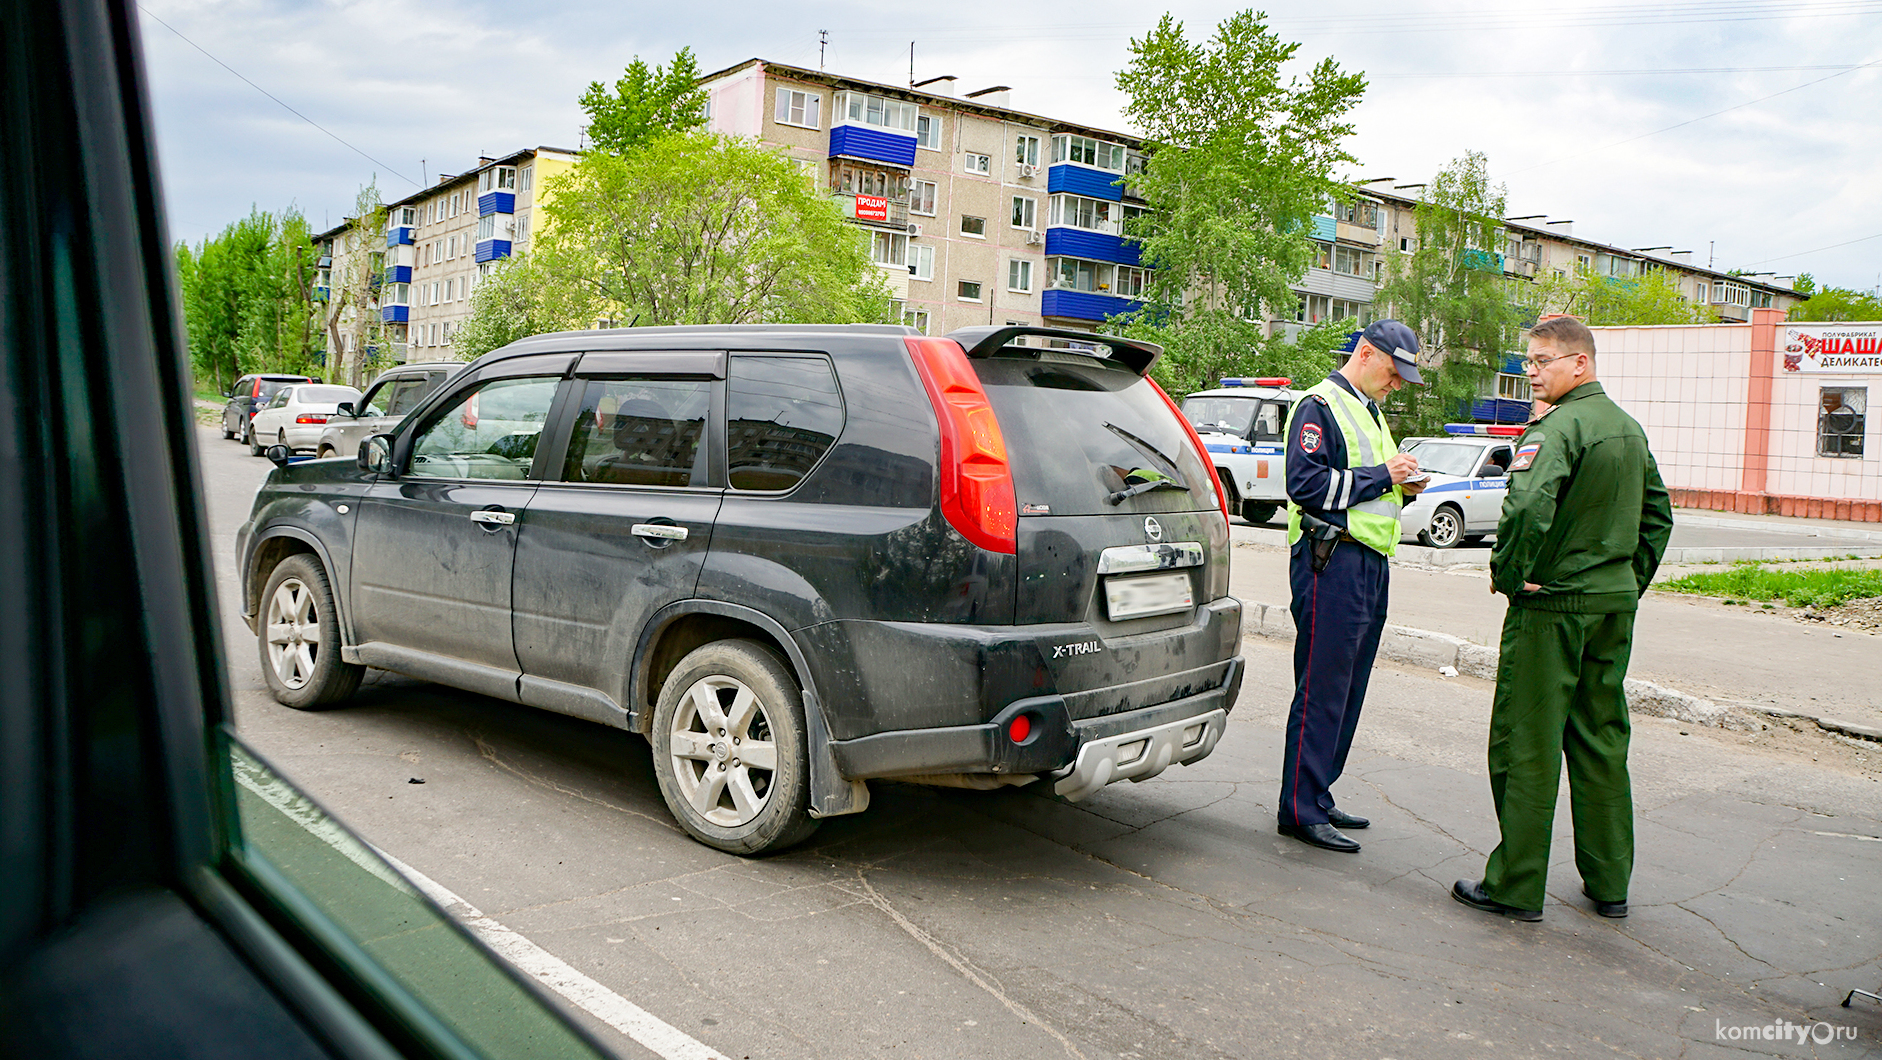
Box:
[138,0,1882,292]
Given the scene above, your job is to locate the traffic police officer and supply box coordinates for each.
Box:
[1453,315,1673,920]
[1277,319,1427,853]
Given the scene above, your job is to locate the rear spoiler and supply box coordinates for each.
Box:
[945,326,1162,377]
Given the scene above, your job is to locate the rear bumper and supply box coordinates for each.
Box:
[826,656,1243,790]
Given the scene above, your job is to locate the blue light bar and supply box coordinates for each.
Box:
[1442,423,1527,436]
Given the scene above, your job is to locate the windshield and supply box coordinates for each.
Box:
[1404,440,1484,478]
[1181,396,1288,440]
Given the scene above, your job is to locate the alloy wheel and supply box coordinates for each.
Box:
[264,576,321,689]
[666,675,779,828]
[1427,505,1462,549]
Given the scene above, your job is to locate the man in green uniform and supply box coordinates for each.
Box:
[1453,315,1674,922]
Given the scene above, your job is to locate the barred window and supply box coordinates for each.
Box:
[1818,387,1866,458]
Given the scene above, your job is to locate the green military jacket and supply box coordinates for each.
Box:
[1490,381,1675,612]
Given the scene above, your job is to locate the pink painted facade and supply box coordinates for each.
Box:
[1594,309,1882,521]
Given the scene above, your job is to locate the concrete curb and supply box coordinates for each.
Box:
[1239,600,1880,742]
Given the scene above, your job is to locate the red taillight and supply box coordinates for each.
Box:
[905,337,1017,554]
[461,391,479,428]
[1008,714,1032,743]
[1151,378,1230,523]
[294,414,328,424]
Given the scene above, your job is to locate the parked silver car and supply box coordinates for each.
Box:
[312,361,464,459]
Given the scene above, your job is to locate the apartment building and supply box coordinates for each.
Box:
[701,59,1150,337]
[314,147,576,367]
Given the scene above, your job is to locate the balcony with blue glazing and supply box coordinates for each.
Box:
[475,240,513,263]
[1044,227,1141,267]
[1041,288,1143,322]
[381,305,409,323]
[383,265,412,285]
[829,124,916,168]
[1046,165,1123,202]
[479,191,516,216]
[386,226,414,247]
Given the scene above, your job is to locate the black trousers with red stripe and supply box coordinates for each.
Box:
[1278,537,1390,827]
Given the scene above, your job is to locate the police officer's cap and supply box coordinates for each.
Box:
[1360,319,1423,385]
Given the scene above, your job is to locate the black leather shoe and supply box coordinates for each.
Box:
[1277,822,1360,853]
[1326,807,1370,830]
[1451,879,1542,922]
[1582,886,1628,918]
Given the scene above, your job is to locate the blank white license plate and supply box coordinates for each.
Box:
[1105,572,1194,620]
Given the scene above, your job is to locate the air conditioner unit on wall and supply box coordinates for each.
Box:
[1019,163,1038,179]
[907,223,922,237]
[1026,229,1044,245]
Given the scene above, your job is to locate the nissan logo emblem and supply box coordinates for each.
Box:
[1143,516,1163,542]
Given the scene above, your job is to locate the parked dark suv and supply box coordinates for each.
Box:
[221,372,316,446]
[237,325,1244,853]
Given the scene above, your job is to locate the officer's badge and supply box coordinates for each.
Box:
[1299,423,1323,454]
[1511,438,1543,471]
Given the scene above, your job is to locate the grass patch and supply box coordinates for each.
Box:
[1661,563,1882,609]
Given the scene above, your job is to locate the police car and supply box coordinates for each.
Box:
[1180,377,1296,525]
[1399,424,1524,548]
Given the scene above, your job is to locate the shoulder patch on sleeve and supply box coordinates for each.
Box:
[1511,435,1544,471]
[1299,422,1323,454]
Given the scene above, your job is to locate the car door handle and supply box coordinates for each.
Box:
[631,523,688,541]
[469,510,515,526]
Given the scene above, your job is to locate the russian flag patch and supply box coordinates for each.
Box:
[1511,440,1543,471]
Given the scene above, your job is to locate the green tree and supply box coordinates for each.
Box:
[318,182,388,386]
[1793,272,1817,297]
[457,132,890,347]
[1788,285,1882,322]
[176,205,321,391]
[1110,10,1366,395]
[579,48,707,156]
[1534,266,1716,326]
[1374,151,1525,435]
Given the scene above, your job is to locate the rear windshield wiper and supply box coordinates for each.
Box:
[1108,472,1187,505]
[1104,422,1188,483]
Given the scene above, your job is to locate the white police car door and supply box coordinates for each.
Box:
[1465,445,1514,532]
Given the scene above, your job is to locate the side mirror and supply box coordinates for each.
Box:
[358,434,395,475]
[336,400,356,417]
[1480,465,1507,478]
[264,444,293,469]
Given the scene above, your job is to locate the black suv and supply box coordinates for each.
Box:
[237,325,1244,853]
[221,372,316,445]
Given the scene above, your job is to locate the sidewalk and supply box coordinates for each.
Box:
[1228,515,1882,740]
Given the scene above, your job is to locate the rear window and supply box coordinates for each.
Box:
[296,386,358,404]
[256,378,300,401]
[973,352,1212,517]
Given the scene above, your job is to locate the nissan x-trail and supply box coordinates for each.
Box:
[237,324,1245,853]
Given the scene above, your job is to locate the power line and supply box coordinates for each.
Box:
[137,5,418,189]
[1500,55,1882,176]
[1739,231,1882,267]
[1374,64,1869,78]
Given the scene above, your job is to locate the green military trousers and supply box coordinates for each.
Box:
[1481,606,1636,912]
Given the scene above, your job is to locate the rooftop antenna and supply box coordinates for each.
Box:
[909,42,915,86]
[819,30,828,70]
[1709,240,1715,270]
[421,159,426,186]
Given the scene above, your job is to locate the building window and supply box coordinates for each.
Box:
[958,280,983,301]
[774,87,821,129]
[1011,196,1036,230]
[443,321,453,343]
[910,180,937,216]
[449,193,459,218]
[516,214,530,243]
[1399,237,1414,253]
[1819,387,1866,458]
[1333,245,1366,276]
[834,164,906,199]
[834,91,917,133]
[909,244,934,281]
[1008,259,1033,293]
[1046,256,1107,293]
[477,215,495,240]
[1115,266,1145,298]
[902,307,930,333]
[496,167,516,191]
[1335,200,1379,228]
[961,215,987,238]
[1496,373,1533,402]
[964,153,990,175]
[1051,134,1125,171]
[916,114,942,150]
[520,165,532,192]
[1048,194,1115,233]
[871,231,909,267]
[1695,282,1708,303]
[444,278,454,302]
[1577,253,1592,269]
[447,235,457,259]
[1015,134,1040,167]
[1312,242,1332,270]
[395,206,416,226]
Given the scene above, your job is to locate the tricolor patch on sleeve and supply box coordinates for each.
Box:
[1299,422,1323,454]
[1511,440,1543,471]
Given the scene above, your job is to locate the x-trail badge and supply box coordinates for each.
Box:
[1143,516,1163,542]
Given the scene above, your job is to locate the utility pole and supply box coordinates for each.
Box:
[909,42,915,86]
[818,30,828,70]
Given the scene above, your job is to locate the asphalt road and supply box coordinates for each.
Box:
[198,427,1882,1060]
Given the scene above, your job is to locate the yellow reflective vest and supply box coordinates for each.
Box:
[1285,377,1403,556]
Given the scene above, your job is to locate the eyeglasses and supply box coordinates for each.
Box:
[1523,352,1574,372]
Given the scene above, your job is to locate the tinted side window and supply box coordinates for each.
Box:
[385,378,430,416]
[408,375,560,480]
[561,378,710,487]
[358,379,395,416]
[726,355,843,492]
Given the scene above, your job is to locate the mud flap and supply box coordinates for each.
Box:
[803,688,870,818]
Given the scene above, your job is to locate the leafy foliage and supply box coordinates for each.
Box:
[1788,285,1882,322]
[1110,10,1365,395]
[1534,267,1716,326]
[1661,562,1882,609]
[318,181,388,387]
[458,133,891,348]
[1373,151,1525,436]
[175,206,321,392]
[579,48,708,155]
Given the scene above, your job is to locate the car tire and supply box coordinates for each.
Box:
[1420,504,1465,549]
[1241,501,1278,526]
[317,445,336,459]
[249,425,265,457]
[221,418,234,440]
[652,639,818,856]
[257,554,363,710]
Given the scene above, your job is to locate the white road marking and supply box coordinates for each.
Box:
[375,851,732,1060]
[1813,831,1882,842]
